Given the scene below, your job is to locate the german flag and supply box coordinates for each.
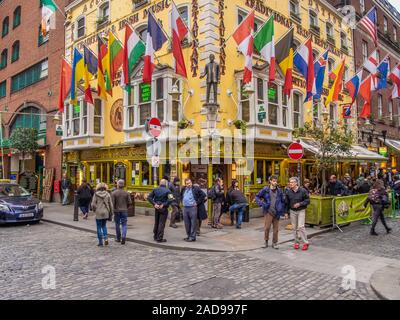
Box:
[275,28,295,96]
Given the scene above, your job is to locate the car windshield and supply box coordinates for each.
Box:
[0,185,31,197]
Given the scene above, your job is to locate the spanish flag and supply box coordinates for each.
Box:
[325,59,345,107]
[275,28,294,96]
[70,48,84,105]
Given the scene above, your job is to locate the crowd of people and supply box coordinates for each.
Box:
[62,169,399,248]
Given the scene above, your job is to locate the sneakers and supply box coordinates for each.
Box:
[294,243,300,250]
[121,238,126,245]
[272,243,279,250]
[302,243,309,251]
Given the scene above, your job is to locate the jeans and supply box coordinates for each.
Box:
[114,212,128,241]
[96,219,108,245]
[229,203,247,227]
[183,206,197,240]
[154,208,168,241]
[62,188,69,205]
[80,204,90,215]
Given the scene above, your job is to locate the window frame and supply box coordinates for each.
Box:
[360,0,365,13]
[362,40,368,62]
[378,94,383,118]
[292,90,303,129]
[326,22,334,38]
[97,1,110,27]
[309,10,318,29]
[383,16,388,34]
[76,16,86,39]
[0,80,6,99]
[2,16,9,37]
[11,40,20,63]
[0,49,7,69]
[13,6,21,29]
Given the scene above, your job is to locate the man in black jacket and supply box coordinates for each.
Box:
[328,175,348,196]
[285,177,310,251]
[148,179,173,243]
[209,178,225,229]
[169,177,181,228]
[61,173,71,205]
[181,178,206,242]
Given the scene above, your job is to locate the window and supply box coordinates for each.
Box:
[156,78,164,122]
[139,82,151,125]
[360,0,365,13]
[0,49,7,69]
[268,82,278,125]
[326,23,333,38]
[178,5,189,44]
[11,41,20,63]
[38,25,49,46]
[312,49,319,61]
[94,99,102,134]
[10,106,41,133]
[378,94,383,118]
[2,16,9,37]
[171,80,181,122]
[136,25,147,41]
[313,101,319,126]
[329,103,337,124]
[309,10,318,29]
[340,32,347,49]
[328,58,335,73]
[13,6,21,29]
[389,100,393,121]
[362,40,368,62]
[292,92,302,128]
[0,81,6,98]
[72,105,80,136]
[82,101,88,135]
[98,2,110,27]
[290,1,300,15]
[11,59,48,92]
[282,89,288,127]
[394,26,397,42]
[76,17,85,38]
[240,81,250,122]
[383,16,388,33]
[238,10,263,32]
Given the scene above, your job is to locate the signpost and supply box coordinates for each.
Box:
[288,142,304,182]
[145,118,162,185]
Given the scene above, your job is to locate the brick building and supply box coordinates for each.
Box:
[0,0,67,200]
[330,0,400,173]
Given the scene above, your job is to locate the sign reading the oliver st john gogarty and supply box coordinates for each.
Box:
[139,83,151,103]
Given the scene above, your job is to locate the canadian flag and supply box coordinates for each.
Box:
[389,64,400,99]
[233,11,254,84]
[363,49,378,90]
[359,75,374,118]
[171,3,188,78]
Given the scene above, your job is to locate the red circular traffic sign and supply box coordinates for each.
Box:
[287,142,304,160]
[146,118,162,138]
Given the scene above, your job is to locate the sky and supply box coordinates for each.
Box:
[388,0,400,11]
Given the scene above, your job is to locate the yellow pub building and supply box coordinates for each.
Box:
[62,0,384,214]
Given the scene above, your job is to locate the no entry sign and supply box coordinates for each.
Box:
[287,142,304,160]
[145,118,162,138]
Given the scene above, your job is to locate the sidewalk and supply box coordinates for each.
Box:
[42,203,330,252]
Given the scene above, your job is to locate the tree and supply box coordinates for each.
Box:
[9,128,39,173]
[293,120,354,195]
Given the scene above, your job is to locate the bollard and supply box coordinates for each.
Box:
[73,191,79,221]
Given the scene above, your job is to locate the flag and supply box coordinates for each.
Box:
[275,28,294,96]
[294,38,314,99]
[171,2,189,78]
[97,35,109,100]
[343,105,352,118]
[376,56,389,90]
[121,24,145,92]
[254,15,275,82]
[143,12,168,84]
[310,50,328,101]
[70,48,84,105]
[233,10,254,84]
[359,75,373,118]
[58,58,72,113]
[41,0,57,36]
[108,31,124,84]
[325,59,345,107]
[359,7,378,47]
[389,64,400,99]
[345,70,363,105]
[363,49,378,74]
[83,46,98,104]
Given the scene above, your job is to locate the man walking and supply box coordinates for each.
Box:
[255,175,286,249]
[208,178,225,229]
[169,177,181,228]
[285,177,310,251]
[61,173,71,205]
[111,180,132,245]
[148,179,173,243]
[181,178,206,242]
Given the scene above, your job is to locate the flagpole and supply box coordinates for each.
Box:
[51,0,66,18]
[354,6,376,29]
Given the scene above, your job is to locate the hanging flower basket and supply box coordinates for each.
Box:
[177,119,190,129]
[233,120,247,133]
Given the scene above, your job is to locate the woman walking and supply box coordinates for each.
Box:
[77,179,93,219]
[91,183,113,246]
[364,180,392,236]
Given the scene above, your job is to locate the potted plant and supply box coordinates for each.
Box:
[177,119,190,129]
[233,120,247,133]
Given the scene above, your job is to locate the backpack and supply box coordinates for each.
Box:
[207,186,217,200]
[368,189,381,204]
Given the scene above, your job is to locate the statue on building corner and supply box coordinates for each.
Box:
[200,54,220,104]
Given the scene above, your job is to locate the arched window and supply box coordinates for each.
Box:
[13,6,21,29]
[2,16,9,37]
[11,41,20,62]
[177,5,189,44]
[10,106,41,134]
[136,25,147,41]
[0,49,8,69]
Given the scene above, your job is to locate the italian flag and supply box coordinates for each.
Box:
[41,0,57,36]
[254,16,275,82]
[121,24,145,92]
[233,10,254,84]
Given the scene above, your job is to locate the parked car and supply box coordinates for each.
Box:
[0,183,43,225]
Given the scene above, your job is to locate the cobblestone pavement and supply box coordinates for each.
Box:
[0,222,378,300]
[311,218,400,260]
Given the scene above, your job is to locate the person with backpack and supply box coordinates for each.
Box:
[364,179,392,236]
[255,175,286,249]
[169,177,182,228]
[91,183,113,246]
[76,179,93,219]
[208,178,225,229]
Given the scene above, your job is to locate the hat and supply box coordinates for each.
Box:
[344,173,350,177]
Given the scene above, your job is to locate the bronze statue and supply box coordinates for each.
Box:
[200,54,220,104]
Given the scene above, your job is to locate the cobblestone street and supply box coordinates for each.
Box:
[2,219,398,300]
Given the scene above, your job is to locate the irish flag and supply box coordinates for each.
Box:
[233,10,254,84]
[254,16,275,82]
[41,0,57,36]
[122,24,145,92]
